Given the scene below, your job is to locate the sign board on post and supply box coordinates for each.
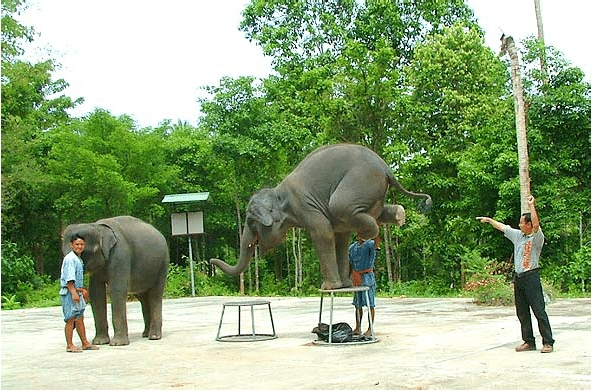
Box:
[171,211,204,236]
[162,193,209,298]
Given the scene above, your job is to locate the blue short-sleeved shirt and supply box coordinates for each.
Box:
[59,251,84,295]
[349,240,376,307]
[504,226,545,274]
[349,239,376,287]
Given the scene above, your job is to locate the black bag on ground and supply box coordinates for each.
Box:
[312,322,353,343]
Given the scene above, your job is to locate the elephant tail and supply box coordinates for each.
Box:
[388,174,432,213]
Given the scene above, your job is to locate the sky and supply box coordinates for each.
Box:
[17,0,592,129]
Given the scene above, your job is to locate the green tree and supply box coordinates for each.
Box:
[403,24,511,287]
[520,37,591,290]
[1,0,81,274]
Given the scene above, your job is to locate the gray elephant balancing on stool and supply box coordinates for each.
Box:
[210,143,432,290]
[62,216,169,346]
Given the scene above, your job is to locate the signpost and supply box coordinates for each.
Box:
[162,192,209,296]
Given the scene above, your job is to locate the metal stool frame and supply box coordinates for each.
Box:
[216,300,277,342]
[315,286,378,345]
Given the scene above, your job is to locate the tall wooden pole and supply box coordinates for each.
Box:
[534,0,548,84]
[501,35,531,214]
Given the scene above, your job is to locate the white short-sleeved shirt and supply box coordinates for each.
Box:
[504,226,545,274]
[59,251,84,295]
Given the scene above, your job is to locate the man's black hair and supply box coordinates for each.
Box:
[70,233,85,242]
[522,212,532,225]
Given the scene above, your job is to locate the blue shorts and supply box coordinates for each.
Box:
[61,292,86,322]
[352,284,375,308]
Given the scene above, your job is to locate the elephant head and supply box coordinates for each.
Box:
[210,188,290,275]
[62,223,117,273]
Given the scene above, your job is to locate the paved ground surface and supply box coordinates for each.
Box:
[1,296,591,390]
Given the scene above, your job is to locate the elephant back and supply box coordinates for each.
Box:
[95,216,169,281]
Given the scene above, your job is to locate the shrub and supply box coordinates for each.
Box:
[20,277,61,308]
[564,244,591,293]
[462,249,514,306]
[1,294,21,310]
[164,263,237,298]
[1,242,36,295]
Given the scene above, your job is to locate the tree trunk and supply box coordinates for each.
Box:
[286,242,291,288]
[33,242,44,275]
[293,228,298,287]
[384,226,392,281]
[255,246,259,292]
[501,35,531,214]
[297,229,303,284]
[534,0,548,84]
[292,228,302,287]
[393,233,400,283]
[234,192,245,295]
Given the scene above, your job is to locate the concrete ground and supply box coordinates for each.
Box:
[1,296,590,390]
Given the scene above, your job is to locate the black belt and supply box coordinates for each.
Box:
[516,268,539,278]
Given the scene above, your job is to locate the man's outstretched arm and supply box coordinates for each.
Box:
[476,216,506,232]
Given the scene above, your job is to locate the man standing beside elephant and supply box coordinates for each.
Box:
[349,233,380,336]
[59,234,99,353]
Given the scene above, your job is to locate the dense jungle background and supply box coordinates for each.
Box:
[1,0,590,309]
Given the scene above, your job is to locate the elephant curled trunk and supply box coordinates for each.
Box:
[210,223,256,275]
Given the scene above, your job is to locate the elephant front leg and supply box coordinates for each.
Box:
[335,232,353,288]
[89,276,110,345]
[109,289,130,346]
[310,222,342,290]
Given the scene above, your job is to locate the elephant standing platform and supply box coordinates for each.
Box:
[216,299,277,342]
[314,286,378,345]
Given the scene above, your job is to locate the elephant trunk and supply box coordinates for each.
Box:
[210,223,256,275]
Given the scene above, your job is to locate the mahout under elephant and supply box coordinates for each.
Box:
[62,216,169,346]
[210,143,431,289]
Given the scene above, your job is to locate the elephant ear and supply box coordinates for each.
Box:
[247,188,277,227]
[98,224,118,258]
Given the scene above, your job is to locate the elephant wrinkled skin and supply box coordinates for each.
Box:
[210,144,431,290]
[62,216,169,346]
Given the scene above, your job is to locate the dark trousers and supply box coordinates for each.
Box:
[514,269,554,346]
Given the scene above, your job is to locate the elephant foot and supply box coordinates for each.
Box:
[341,279,353,288]
[92,335,111,345]
[321,280,343,290]
[110,335,130,346]
[143,330,162,340]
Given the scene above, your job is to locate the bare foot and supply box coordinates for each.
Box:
[67,345,82,353]
[83,344,99,350]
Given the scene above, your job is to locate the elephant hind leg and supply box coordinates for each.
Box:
[329,169,383,240]
[353,213,379,240]
[377,204,405,226]
[136,292,151,338]
[137,288,163,340]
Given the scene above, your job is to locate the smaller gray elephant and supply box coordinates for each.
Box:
[62,216,169,346]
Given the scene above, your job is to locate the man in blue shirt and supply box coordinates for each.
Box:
[60,234,99,353]
[477,195,554,353]
[349,234,380,336]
